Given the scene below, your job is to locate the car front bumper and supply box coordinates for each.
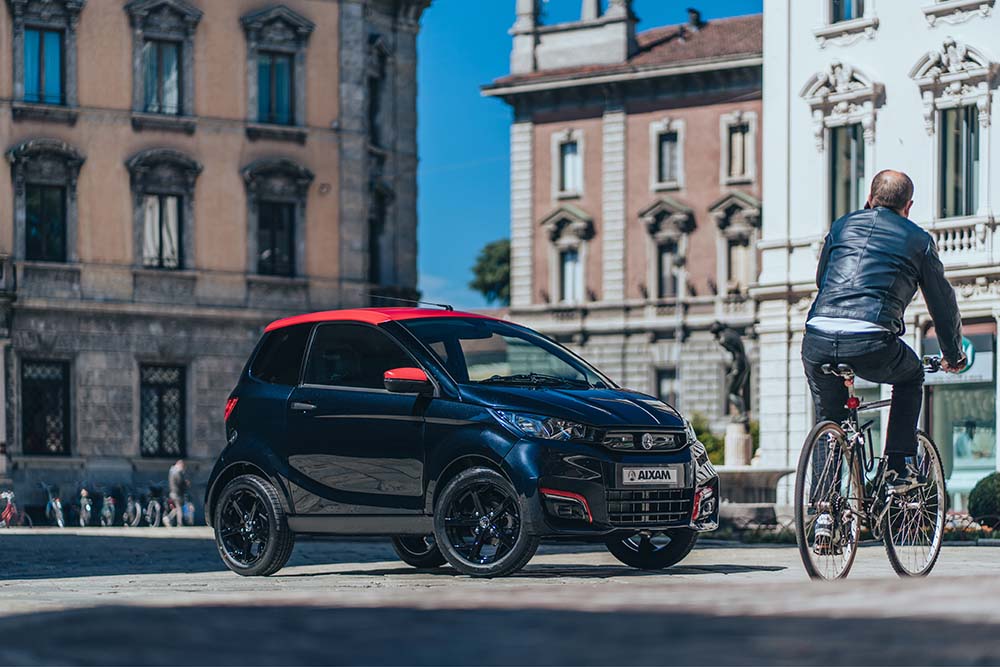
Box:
[504,437,720,538]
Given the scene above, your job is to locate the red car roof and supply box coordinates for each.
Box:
[264,307,500,332]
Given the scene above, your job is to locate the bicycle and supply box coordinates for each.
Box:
[794,356,947,580]
[144,485,164,527]
[163,493,195,528]
[0,490,33,528]
[78,486,93,527]
[99,486,117,527]
[121,487,143,528]
[40,483,66,528]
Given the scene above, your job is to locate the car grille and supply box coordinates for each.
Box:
[602,430,687,452]
[606,489,692,527]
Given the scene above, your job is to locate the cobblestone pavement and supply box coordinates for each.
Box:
[1,528,999,665]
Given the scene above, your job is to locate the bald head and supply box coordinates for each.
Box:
[868,170,914,216]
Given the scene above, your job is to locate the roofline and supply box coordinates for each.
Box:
[264,308,501,333]
[481,54,762,98]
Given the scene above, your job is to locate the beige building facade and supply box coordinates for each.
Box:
[0,0,428,511]
[484,1,763,433]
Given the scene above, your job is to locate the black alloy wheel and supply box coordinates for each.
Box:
[391,535,447,568]
[605,528,699,570]
[433,467,539,578]
[213,474,294,577]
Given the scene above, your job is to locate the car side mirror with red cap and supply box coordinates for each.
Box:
[383,367,434,396]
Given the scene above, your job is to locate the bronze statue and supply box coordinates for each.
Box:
[711,322,750,422]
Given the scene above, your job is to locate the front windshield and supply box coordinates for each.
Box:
[401,317,611,388]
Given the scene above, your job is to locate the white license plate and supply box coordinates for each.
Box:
[622,465,681,486]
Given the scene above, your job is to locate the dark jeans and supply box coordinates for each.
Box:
[802,328,924,456]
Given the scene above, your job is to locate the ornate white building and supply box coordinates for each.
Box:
[758,0,1000,507]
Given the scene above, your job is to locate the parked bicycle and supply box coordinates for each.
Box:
[0,490,32,528]
[39,483,65,528]
[794,356,946,580]
[122,487,143,528]
[163,493,195,527]
[144,485,165,527]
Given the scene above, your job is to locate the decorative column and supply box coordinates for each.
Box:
[510,111,535,308]
[601,91,627,303]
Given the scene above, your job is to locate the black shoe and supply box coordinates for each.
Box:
[885,464,926,495]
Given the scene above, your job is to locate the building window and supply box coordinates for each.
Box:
[710,192,762,297]
[21,360,70,456]
[649,118,685,190]
[727,124,750,180]
[830,124,866,221]
[540,205,593,305]
[6,138,84,263]
[656,368,678,407]
[656,244,677,299]
[242,158,314,278]
[242,5,315,131]
[142,40,181,115]
[559,141,581,194]
[720,111,757,186]
[726,238,751,293]
[125,0,202,128]
[940,105,980,219]
[9,0,83,117]
[126,148,201,270]
[657,132,679,185]
[139,365,185,458]
[257,202,295,277]
[559,248,583,304]
[142,195,181,269]
[257,51,294,125]
[23,29,64,105]
[831,0,864,22]
[25,184,67,262]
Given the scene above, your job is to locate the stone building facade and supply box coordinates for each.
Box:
[758,0,1000,507]
[0,0,429,511]
[484,1,763,434]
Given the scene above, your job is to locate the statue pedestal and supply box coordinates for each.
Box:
[724,422,753,466]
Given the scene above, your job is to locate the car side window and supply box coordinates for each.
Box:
[250,324,311,385]
[303,323,413,389]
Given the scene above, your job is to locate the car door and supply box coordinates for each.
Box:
[285,322,427,515]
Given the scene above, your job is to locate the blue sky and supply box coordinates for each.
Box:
[416,0,763,309]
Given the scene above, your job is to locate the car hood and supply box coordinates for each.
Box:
[458,384,685,429]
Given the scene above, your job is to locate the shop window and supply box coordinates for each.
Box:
[939,105,980,219]
[21,360,70,456]
[140,365,186,458]
[830,123,866,221]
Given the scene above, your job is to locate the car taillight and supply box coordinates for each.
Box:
[224,397,239,422]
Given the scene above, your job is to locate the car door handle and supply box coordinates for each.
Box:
[290,402,317,412]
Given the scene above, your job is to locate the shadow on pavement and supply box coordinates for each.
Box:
[0,534,397,581]
[0,604,993,666]
[301,562,786,579]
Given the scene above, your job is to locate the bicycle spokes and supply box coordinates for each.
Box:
[883,436,946,577]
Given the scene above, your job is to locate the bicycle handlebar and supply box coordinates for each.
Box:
[922,356,942,373]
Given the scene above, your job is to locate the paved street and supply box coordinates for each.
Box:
[1,528,999,665]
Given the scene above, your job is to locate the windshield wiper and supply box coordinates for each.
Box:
[478,373,592,388]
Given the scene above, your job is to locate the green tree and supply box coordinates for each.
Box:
[469,239,510,306]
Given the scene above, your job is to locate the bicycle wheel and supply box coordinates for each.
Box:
[18,511,33,528]
[794,421,864,580]
[883,431,946,577]
[145,500,162,527]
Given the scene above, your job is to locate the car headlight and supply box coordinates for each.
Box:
[492,410,594,442]
[685,419,710,464]
[684,419,698,445]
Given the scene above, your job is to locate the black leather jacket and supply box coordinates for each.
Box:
[808,206,963,364]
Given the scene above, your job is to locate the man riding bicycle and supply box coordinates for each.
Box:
[803,169,966,503]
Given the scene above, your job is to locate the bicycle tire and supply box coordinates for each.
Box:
[794,421,864,580]
[146,500,162,527]
[883,431,946,578]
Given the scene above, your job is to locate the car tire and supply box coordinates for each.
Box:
[433,467,539,578]
[605,528,698,570]
[391,535,447,569]
[213,474,295,577]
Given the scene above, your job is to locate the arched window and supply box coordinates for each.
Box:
[125,148,202,270]
[5,138,85,263]
[242,158,314,277]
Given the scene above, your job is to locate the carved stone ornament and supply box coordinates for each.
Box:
[240,4,315,50]
[639,197,695,250]
[242,158,315,202]
[125,148,202,196]
[539,204,594,249]
[801,61,884,151]
[923,0,995,26]
[710,191,761,243]
[7,0,85,27]
[910,37,998,135]
[124,0,202,36]
[6,137,85,195]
